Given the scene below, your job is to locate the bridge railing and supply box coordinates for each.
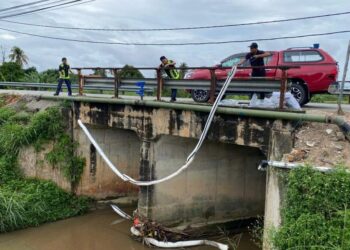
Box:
[72,65,299,109]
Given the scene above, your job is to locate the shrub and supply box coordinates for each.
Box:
[272,167,350,249]
[0,105,89,232]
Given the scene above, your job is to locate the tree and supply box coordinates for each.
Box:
[178,62,188,79]
[9,46,28,67]
[0,62,25,82]
[40,69,59,83]
[22,71,42,83]
[119,65,144,79]
[93,68,107,77]
[24,67,38,75]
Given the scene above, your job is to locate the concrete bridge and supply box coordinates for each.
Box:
[8,89,349,233]
[17,94,297,228]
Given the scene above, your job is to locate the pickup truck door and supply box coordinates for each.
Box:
[264,52,278,77]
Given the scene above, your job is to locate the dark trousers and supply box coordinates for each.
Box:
[55,78,72,95]
[171,89,177,100]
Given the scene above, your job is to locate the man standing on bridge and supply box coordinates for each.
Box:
[240,42,271,99]
[159,56,180,102]
[242,42,271,77]
[54,57,72,96]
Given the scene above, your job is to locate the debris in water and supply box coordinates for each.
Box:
[306,141,316,147]
[326,129,333,135]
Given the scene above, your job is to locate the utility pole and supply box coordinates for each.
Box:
[338,40,350,115]
[0,45,6,64]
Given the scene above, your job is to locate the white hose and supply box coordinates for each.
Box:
[78,119,129,181]
[111,205,132,220]
[78,65,238,186]
[187,66,238,161]
[131,226,228,250]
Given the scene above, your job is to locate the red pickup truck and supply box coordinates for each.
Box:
[185,47,338,105]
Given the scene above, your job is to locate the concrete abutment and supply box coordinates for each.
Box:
[17,98,296,232]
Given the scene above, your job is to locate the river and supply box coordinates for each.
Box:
[0,208,260,250]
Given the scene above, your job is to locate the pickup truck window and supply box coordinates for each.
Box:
[283,50,323,63]
[246,55,273,66]
[222,57,243,67]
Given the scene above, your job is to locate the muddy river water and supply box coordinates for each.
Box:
[0,209,260,250]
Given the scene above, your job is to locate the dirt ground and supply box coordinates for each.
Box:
[283,110,350,168]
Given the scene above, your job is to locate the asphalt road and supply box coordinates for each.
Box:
[0,89,349,113]
[303,102,350,112]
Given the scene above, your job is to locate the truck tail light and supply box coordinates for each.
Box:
[328,74,336,81]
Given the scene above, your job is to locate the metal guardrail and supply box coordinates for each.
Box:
[0,65,300,109]
[0,81,154,93]
[83,77,282,91]
[75,65,294,108]
[328,81,350,95]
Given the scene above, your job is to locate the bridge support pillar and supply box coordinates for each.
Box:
[137,137,156,218]
[263,121,294,250]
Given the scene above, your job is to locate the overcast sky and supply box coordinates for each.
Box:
[0,0,349,78]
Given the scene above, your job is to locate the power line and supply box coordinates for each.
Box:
[0,0,68,16]
[0,0,52,12]
[1,10,350,32]
[0,0,84,19]
[0,26,349,46]
[28,0,95,14]
[1,0,95,18]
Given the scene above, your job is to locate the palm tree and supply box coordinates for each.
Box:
[9,46,28,67]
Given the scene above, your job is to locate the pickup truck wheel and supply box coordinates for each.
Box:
[191,89,210,103]
[291,83,308,105]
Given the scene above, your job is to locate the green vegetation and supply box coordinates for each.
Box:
[178,62,188,79]
[119,64,144,79]
[0,104,89,233]
[46,134,86,186]
[0,62,25,82]
[272,166,350,249]
[9,46,28,67]
[311,94,349,104]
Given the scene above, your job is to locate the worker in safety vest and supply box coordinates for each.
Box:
[159,56,180,102]
[54,57,72,96]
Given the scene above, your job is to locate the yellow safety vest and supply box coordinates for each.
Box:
[59,63,70,79]
[162,60,180,79]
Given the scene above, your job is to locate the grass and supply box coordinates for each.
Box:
[271,166,350,250]
[311,94,350,104]
[0,103,89,233]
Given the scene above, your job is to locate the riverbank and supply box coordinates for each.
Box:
[0,95,90,232]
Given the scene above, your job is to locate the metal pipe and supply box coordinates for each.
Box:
[42,95,350,140]
[71,65,300,71]
[258,160,334,172]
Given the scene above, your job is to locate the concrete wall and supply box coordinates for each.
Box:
[139,135,266,227]
[74,127,140,199]
[19,127,141,200]
[19,144,71,192]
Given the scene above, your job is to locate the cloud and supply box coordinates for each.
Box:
[0,33,16,40]
[0,0,349,78]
